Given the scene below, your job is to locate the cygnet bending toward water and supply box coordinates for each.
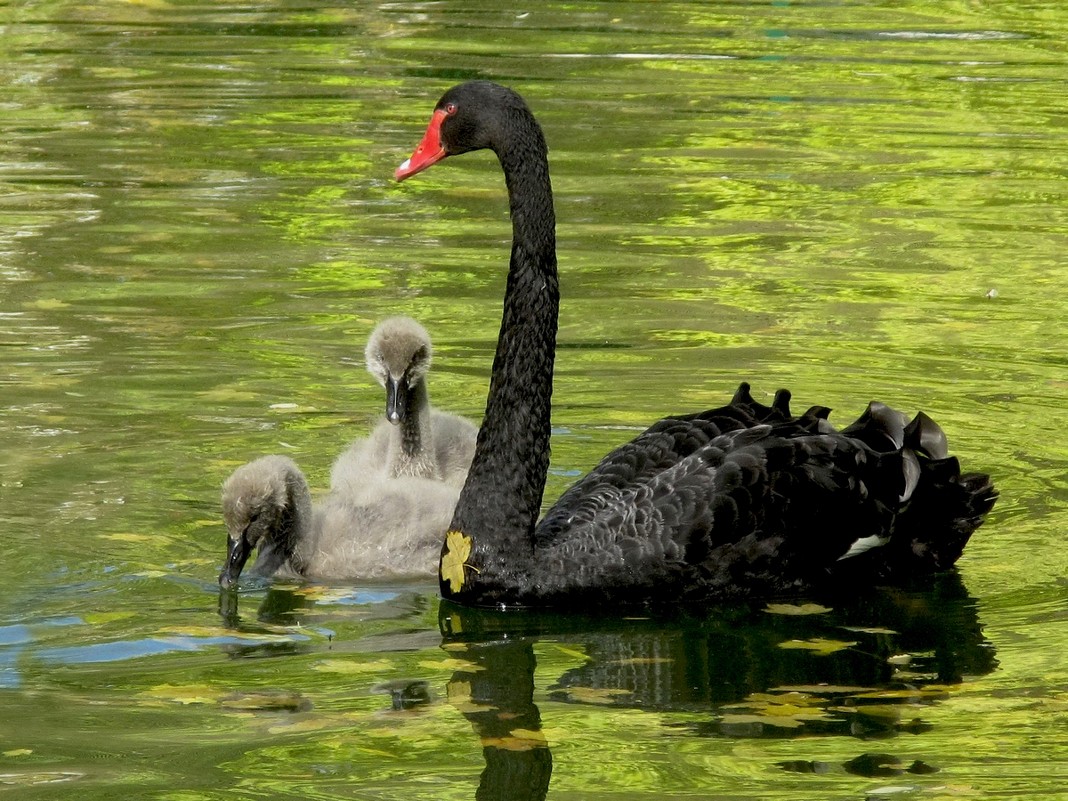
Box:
[331,316,477,493]
[219,455,456,588]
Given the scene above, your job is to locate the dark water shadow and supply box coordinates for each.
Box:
[439,573,996,799]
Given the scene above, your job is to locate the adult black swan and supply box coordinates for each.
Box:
[395,80,996,608]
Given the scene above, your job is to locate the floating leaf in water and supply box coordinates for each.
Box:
[296,586,363,603]
[778,638,857,655]
[83,611,136,625]
[446,679,496,714]
[157,625,293,645]
[866,786,919,796]
[720,712,804,729]
[447,680,471,700]
[313,658,393,674]
[772,684,869,695]
[419,657,483,672]
[764,602,833,616]
[560,687,633,705]
[480,728,548,751]
[842,625,898,635]
[26,298,69,310]
[97,532,161,543]
[830,703,904,723]
[140,683,224,706]
[853,686,952,701]
[199,388,261,403]
[720,690,836,730]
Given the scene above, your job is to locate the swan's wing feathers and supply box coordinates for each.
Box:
[904,411,949,460]
[839,401,907,452]
[535,444,730,594]
[546,411,754,517]
[537,414,935,600]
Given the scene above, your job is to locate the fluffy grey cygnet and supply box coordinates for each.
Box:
[331,316,476,492]
[219,455,456,588]
[217,318,477,588]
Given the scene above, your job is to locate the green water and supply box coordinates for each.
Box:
[2,1,1066,798]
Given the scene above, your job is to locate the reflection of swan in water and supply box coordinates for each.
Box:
[439,574,994,799]
[218,573,995,799]
[542,577,995,737]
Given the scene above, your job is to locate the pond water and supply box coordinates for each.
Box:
[2,1,1066,798]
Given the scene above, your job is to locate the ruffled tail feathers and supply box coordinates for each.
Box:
[892,470,998,572]
[728,383,998,575]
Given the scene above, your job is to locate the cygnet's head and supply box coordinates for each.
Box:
[219,455,306,589]
[365,317,432,425]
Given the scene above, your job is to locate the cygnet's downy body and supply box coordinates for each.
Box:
[219,455,457,587]
[218,317,476,588]
[331,316,476,493]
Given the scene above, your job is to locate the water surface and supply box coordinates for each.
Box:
[1,1,1066,798]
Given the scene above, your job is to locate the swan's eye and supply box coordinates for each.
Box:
[444,102,457,116]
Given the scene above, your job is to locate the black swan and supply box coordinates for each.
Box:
[394,80,997,607]
[219,454,457,587]
[331,316,477,491]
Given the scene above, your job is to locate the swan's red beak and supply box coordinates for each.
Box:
[395,109,449,181]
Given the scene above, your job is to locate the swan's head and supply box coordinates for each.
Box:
[219,455,307,589]
[395,81,532,180]
[365,316,432,426]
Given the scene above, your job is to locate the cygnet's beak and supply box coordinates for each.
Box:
[219,533,253,590]
[386,376,409,425]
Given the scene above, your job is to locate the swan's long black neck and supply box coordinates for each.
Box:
[447,119,559,599]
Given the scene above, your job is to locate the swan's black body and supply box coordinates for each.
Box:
[396,81,997,608]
